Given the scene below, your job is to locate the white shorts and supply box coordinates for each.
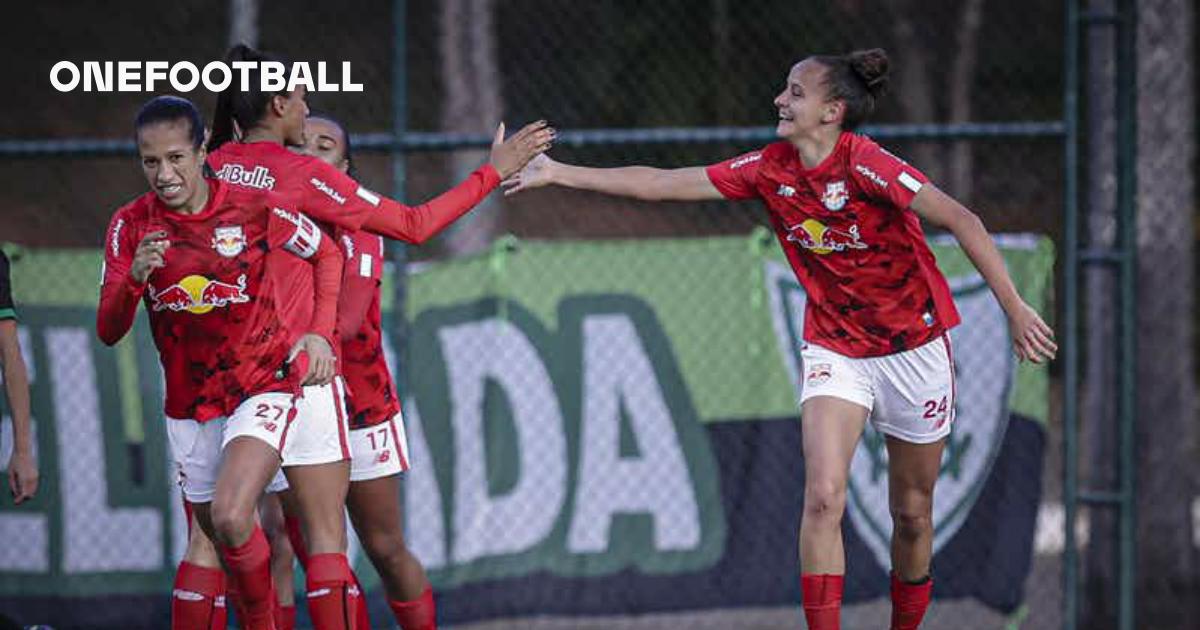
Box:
[799,334,956,444]
[349,413,411,482]
[166,379,351,502]
[286,377,353,467]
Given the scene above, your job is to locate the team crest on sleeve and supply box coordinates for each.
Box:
[821,181,848,211]
[212,225,246,257]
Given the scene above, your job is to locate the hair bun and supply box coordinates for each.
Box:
[848,48,890,96]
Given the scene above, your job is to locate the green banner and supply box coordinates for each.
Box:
[0,233,1053,621]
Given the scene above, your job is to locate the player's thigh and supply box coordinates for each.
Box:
[346,473,405,553]
[885,435,945,512]
[283,460,351,549]
[800,396,869,491]
[214,393,292,519]
[799,343,872,489]
[869,334,955,445]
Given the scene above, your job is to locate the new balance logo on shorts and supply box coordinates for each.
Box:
[806,363,832,386]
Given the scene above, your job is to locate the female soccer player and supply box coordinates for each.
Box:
[98,95,356,630]
[503,49,1056,630]
[203,44,549,627]
[294,112,437,629]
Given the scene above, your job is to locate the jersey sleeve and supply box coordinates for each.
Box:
[359,164,501,244]
[97,209,147,345]
[705,149,765,200]
[336,231,383,343]
[850,140,931,209]
[293,159,384,231]
[0,250,15,321]
[268,205,344,344]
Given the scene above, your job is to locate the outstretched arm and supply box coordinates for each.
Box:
[911,185,1057,363]
[502,154,725,202]
[357,121,556,244]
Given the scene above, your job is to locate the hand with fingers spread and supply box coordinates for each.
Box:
[488,120,556,180]
[130,230,170,284]
[1007,301,1057,364]
[501,153,561,196]
[288,333,336,386]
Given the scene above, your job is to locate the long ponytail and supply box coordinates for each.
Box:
[207,43,293,152]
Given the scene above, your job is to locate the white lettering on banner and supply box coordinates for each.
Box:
[568,315,701,553]
[439,320,568,564]
[48,328,162,572]
[0,325,47,572]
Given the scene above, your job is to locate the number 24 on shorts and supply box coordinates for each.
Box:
[923,396,950,428]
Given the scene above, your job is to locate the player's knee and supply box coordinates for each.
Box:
[803,478,847,524]
[210,499,255,545]
[303,517,347,555]
[363,529,408,568]
[889,494,933,540]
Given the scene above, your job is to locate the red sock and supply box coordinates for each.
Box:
[353,573,372,629]
[306,553,363,630]
[801,573,843,630]
[172,561,227,630]
[284,515,311,570]
[274,603,297,630]
[389,587,437,630]
[221,526,276,630]
[890,573,933,630]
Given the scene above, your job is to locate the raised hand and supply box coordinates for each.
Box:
[488,120,556,180]
[501,153,560,196]
[130,230,169,283]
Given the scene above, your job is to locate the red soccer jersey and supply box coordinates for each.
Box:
[209,142,381,353]
[706,132,960,357]
[208,141,500,352]
[98,179,342,421]
[335,229,399,429]
[207,141,501,246]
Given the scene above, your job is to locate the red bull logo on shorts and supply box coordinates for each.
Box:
[149,274,250,314]
[786,219,868,255]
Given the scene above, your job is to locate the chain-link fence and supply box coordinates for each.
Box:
[1,1,1197,629]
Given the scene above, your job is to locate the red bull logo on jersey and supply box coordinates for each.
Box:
[215,163,276,190]
[786,219,868,255]
[821,180,848,211]
[149,274,250,314]
[211,225,246,257]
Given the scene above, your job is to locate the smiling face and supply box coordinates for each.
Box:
[301,117,349,172]
[773,59,844,142]
[137,120,208,212]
